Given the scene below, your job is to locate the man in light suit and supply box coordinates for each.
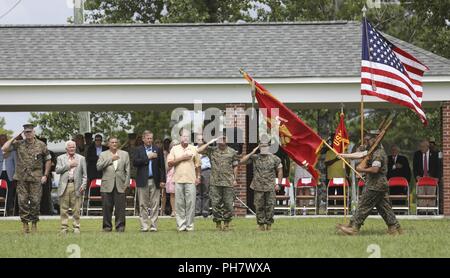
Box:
[0,134,16,216]
[55,140,87,234]
[97,137,130,232]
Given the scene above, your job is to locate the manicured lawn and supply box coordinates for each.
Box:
[0,217,449,258]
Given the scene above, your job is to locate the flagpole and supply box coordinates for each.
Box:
[322,140,364,180]
[340,106,347,221]
[360,5,368,146]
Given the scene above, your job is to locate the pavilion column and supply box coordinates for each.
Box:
[225,103,247,216]
[442,101,450,216]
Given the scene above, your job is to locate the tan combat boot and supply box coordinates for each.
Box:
[387,225,403,236]
[216,221,222,231]
[31,222,37,233]
[266,224,272,231]
[22,222,30,234]
[258,224,265,231]
[223,221,230,231]
[336,222,352,229]
[338,225,359,236]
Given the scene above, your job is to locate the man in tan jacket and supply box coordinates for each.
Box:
[97,137,130,232]
[55,140,87,234]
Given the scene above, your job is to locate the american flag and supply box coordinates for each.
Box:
[361,19,429,124]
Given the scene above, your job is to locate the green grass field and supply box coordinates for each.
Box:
[0,217,449,258]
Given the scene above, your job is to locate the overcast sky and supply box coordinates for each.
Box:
[0,0,72,135]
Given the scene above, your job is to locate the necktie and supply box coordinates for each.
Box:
[423,153,428,177]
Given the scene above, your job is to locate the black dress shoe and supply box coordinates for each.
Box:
[103,228,112,232]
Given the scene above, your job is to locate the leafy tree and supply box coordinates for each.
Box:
[30,112,131,143]
[0,117,13,136]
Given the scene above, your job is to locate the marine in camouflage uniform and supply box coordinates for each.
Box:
[207,145,240,229]
[338,133,401,236]
[2,124,51,233]
[241,143,283,231]
[198,135,240,231]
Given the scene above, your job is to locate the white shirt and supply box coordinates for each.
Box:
[422,150,430,172]
[2,158,6,171]
[113,159,118,171]
[68,154,76,180]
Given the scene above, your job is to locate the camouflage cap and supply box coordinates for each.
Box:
[367,129,381,137]
[22,123,35,132]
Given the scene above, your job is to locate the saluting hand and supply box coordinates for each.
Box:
[112,154,120,161]
[14,132,24,141]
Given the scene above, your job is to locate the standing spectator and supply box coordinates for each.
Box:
[240,143,283,231]
[122,133,138,180]
[195,134,211,218]
[96,137,130,232]
[133,130,166,232]
[74,134,85,155]
[429,137,444,214]
[387,145,411,206]
[162,137,172,215]
[0,134,16,216]
[167,129,201,232]
[84,133,93,149]
[86,134,108,183]
[37,137,57,215]
[55,140,87,234]
[413,140,441,180]
[1,124,51,233]
[387,145,411,182]
[413,140,441,208]
[165,140,178,217]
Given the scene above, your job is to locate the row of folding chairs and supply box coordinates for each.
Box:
[274,176,440,216]
[83,179,138,216]
[274,178,319,215]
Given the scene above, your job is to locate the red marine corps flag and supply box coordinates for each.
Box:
[241,70,324,179]
[333,113,349,153]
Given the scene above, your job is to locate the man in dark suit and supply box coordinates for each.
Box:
[133,130,166,232]
[413,140,441,181]
[86,134,108,183]
[387,145,411,205]
[387,145,411,182]
[413,140,441,208]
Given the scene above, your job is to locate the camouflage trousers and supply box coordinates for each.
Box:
[254,190,275,225]
[17,180,42,223]
[210,185,234,223]
[351,189,400,229]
